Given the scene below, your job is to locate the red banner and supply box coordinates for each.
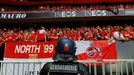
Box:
[4,40,118,61]
[4,41,57,59]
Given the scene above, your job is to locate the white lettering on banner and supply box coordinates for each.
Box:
[44,44,54,53]
[1,13,26,19]
[92,10,106,16]
[85,10,92,16]
[55,11,76,17]
[15,45,41,53]
[85,10,106,16]
[62,11,76,17]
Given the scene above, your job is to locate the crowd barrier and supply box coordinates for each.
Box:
[0,41,134,75]
[0,59,134,75]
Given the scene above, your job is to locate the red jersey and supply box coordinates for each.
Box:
[77,34,82,41]
[60,34,68,39]
[101,31,113,39]
[37,30,46,41]
[51,33,59,41]
[85,32,94,40]
[28,33,37,42]
[4,34,12,42]
[19,32,28,42]
[11,34,17,42]
[122,31,131,39]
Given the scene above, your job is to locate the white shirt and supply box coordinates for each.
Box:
[39,29,47,34]
[113,31,124,39]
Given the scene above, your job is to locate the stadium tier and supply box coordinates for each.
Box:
[0,25,133,43]
[0,1,134,75]
[0,0,134,4]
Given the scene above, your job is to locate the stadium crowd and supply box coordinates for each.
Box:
[0,25,133,43]
[38,4,128,11]
[1,4,134,12]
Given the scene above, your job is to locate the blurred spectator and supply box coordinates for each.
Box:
[84,29,94,40]
[122,27,132,40]
[113,28,128,40]
[36,26,47,42]
[28,30,37,42]
[1,8,5,11]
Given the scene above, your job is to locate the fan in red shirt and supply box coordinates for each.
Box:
[4,34,11,42]
[47,31,53,41]
[4,30,16,42]
[28,30,37,42]
[12,33,17,42]
[17,30,28,42]
[80,27,85,34]
[84,30,94,40]
[60,31,69,39]
[69,32,75,40]
[77,31,82,41]
[122,28,132,40]
[36,26,47,42]
[100,28,113,40]
[51,32,59,41]
[16,30,23,42]
[50,29,59,41]
[71,30,78,41]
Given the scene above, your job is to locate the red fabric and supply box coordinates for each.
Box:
[122,31,131,39]
[102,42,118,59]
[0,0,134,5]
[0,42,2,47]
[11,34,17,42]
[18,33,25,42]
[101,31,113,39]
[100,31,107,37]
[60,34,69,39]
[37,31,45,41]
[77,34,82,40]
[51,34,59,41]
[4,34,15,42]
[80,28,85,34]
[85,32,94,40]
[4,40,57,58]
[28,33,37,42]
[72,34,80,41]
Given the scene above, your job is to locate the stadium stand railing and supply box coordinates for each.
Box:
[0,59,134,75]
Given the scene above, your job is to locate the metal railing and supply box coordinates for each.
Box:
[0,59,134,75]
